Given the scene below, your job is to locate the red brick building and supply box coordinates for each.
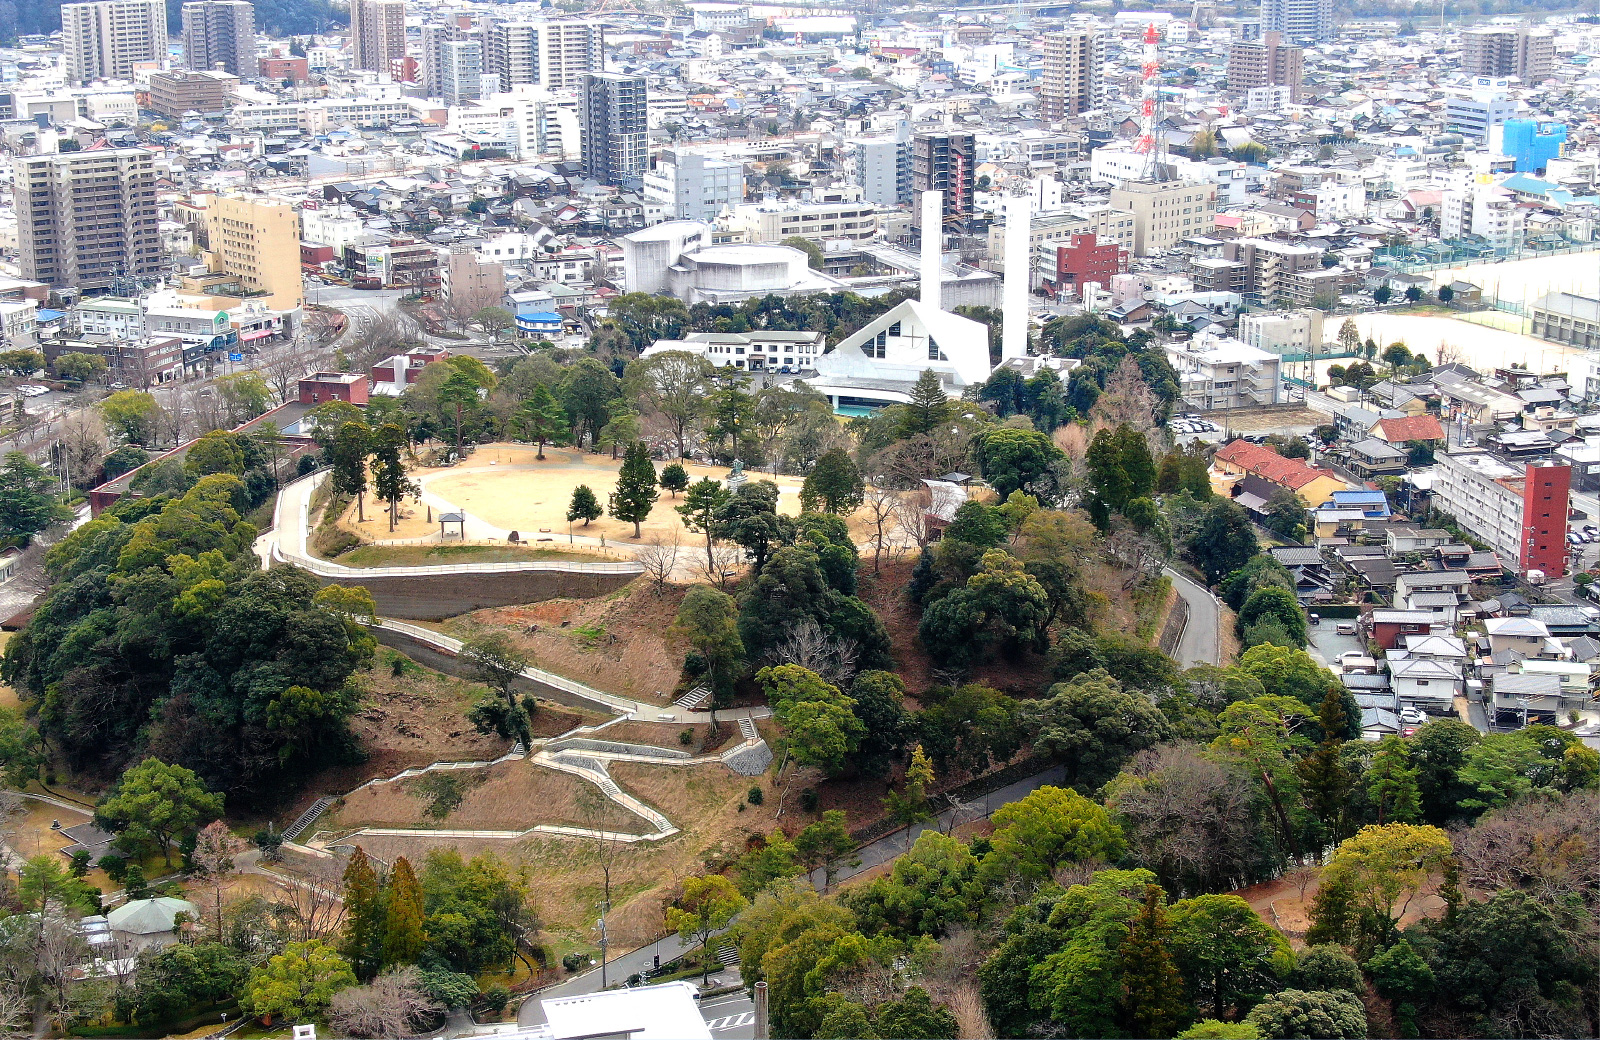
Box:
[1042,233,1128,300]
[259,56,309,82]
[298,372,370,405]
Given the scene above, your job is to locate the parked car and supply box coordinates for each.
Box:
[1399,706,1426,725]
[1569,533,1584,546]
[1336,621,1359,635]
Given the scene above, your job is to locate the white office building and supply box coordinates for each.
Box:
[643,149,744,222]
[438,40,483,105]
[853,129,913,207]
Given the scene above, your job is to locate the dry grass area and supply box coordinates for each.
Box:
[2,798,115,890]
[344,756,782,951]
[1211,407,1327,433]
[1234,871,1446,950]
[285,650,601,821]
[336,544,616,567]
[451,582,692,705]
[594,721,738,756]
[325,758,642,834]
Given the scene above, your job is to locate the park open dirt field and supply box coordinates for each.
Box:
[356,446,917,551]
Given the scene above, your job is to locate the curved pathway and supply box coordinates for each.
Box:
[1164,566,1223,668]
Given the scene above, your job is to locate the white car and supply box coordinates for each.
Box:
[15,385,48,397]
[1399,706,1426,726]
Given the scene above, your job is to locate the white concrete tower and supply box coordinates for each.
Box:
[920,189,942,310]
[1001,193,1032,364]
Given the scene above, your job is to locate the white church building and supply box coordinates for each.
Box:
[804,300,991,413]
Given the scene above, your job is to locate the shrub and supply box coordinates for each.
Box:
[747,786,764,805]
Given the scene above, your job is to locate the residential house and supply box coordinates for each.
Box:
[1268,545,1335,603]
[1372,414,1445,445]
[1387,654,1461,713]
[1484,616,1562,659]
[1213,439,1348,508]
[1386,526,1452,555]
[1347,437,1409,478]
[1366,608,1437,649]
[1490,671,1563,727]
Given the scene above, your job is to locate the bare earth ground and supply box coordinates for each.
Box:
[370,445,913,549]
[335,544,617,567]
[323,758,642,835]
[1211,407,1326,433]
[448,583,693,705]
[1235,872,1447,949]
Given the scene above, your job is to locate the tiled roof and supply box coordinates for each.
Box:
[1215,439,1341,491]
[1374,415,1445,443]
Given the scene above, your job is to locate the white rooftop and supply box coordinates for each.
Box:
[529,982,711,1040]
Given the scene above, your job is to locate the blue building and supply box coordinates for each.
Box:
[1500,119,1566,174]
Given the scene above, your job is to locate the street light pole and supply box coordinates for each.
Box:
[597,902,610,989]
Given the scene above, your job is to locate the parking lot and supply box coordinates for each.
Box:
[1306,616,1367,671]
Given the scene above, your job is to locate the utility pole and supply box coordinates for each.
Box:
[596,902,610,989]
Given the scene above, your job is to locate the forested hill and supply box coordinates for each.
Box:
[0,0,346,44]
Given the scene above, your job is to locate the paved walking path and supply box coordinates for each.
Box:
[1164,566,1223,668]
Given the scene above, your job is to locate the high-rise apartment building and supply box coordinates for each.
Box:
[912,131,976,227]
[14,149,161,291]
[202,193,304,311]
[422,20,472,97]
[61,0,168,84]
[182,0,255,76]
[350,0,406,74]
[854,132,912,206]
[1461,25,1554,83]
[484,21,603,90]
[1226,31,1302,98]
[438,40,482,104]
[1260,0,1332,42]
[1039,29,1103,120]
[580,72,647,188]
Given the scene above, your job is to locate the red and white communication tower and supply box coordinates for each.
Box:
[1132,21,1169,180]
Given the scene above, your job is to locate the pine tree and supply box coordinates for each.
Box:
[518,384,567,460]
[381,856,426,967]
[660,462,690,498]
[1366,736,1421,824]
[1297,686,1353,844]
[1117,885,1188,1039]
[610,441,659,538]
[567,485,602,526]
[340,847,382,980]
[898,369,950,439]
[370,423,418,533]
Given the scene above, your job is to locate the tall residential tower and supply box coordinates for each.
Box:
[350,0,406,73]
[580,72,647,188]
[14,149,162,291]
[61,0,168,83]
[1040,29,1103,120]
[182,0,255,76]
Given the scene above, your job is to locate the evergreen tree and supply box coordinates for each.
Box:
[1115,424,1156,502]
[567,485,602,527]
[329,421,371,523]
[610,442,659,538]
[382,857,426,967]
[1085,427,1131,512]
[370,423,418,533]
[1297,687,1353,844]
[800,449,865,515]
[1366,736,1421,823]
[660,462,690,497]
[1118,886,1188,1039]
[517,384,566,460]
[341,848,382,981]
[898,369,951,439]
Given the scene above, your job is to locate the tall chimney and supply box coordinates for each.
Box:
[754,981,769,1040]
[1001,194,1031,364]
[920,190,942,310]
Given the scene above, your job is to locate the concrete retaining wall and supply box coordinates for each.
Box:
[322,567,637,620]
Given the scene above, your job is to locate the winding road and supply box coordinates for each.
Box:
[1164,566,1223,668]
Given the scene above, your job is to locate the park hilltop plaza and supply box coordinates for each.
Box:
[0,0,1591,1039]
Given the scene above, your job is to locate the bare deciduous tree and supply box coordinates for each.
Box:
[771,618,859,687]
[890,485,935,550]
[328,966,442,1039]
[274,858,347,942]
[633,531,681,594]
[262,339,319,403]
[692,544,743,591]
[859,482,901,574]
[57,412,107,489]
[192,819,248,940]
[347,309,421,372]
